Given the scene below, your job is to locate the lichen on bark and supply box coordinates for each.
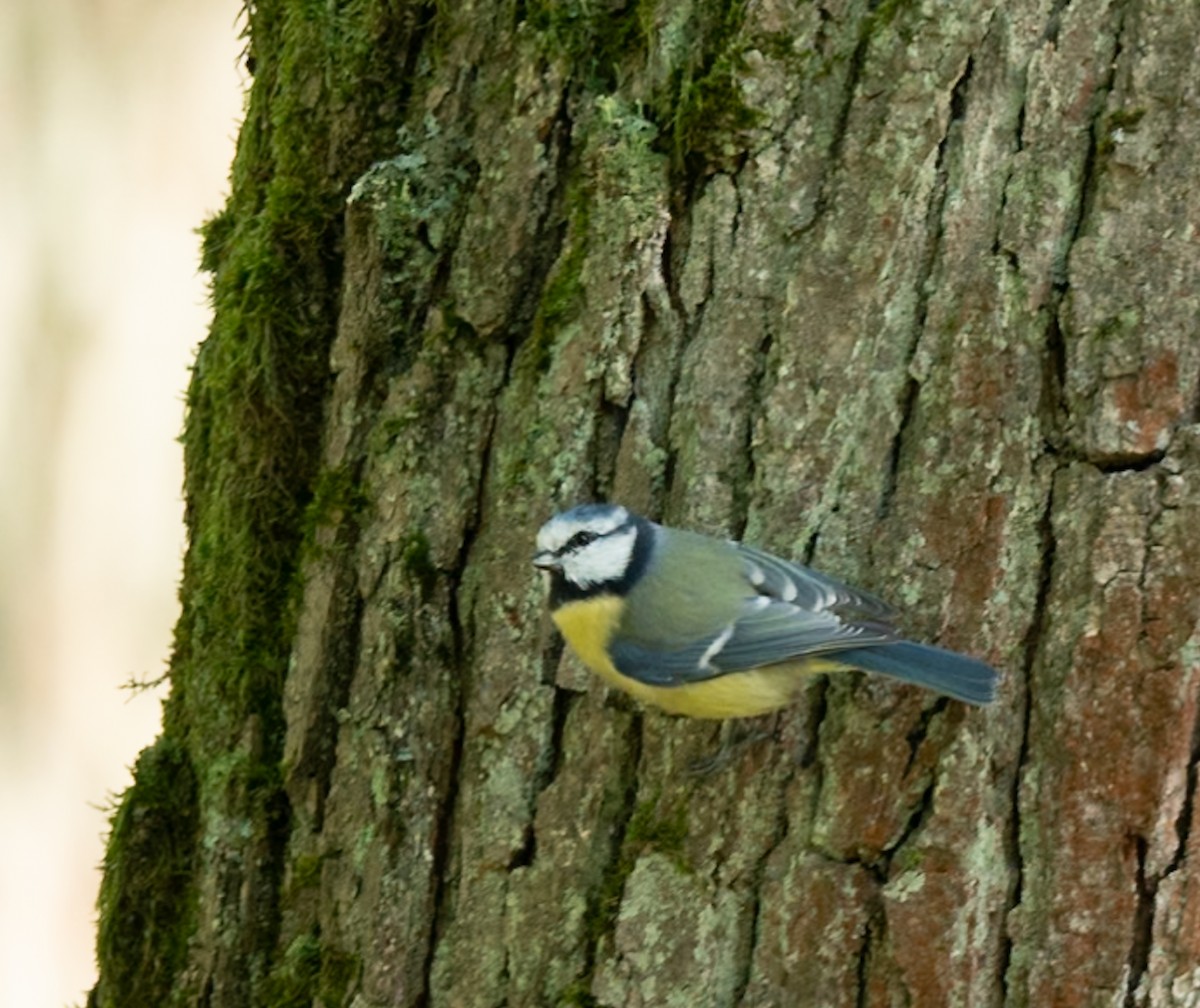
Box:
[93,1,1200,1006]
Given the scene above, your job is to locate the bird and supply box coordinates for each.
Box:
[532,503,999,718]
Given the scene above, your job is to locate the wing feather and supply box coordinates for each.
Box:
[733,543,896,622]
[611,542,899,687]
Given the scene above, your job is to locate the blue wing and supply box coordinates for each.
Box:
[609,538,999,705]
[733,542,896,623]
[610,544,898,687]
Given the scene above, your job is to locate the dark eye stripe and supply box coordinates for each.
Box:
[561,529,599,553]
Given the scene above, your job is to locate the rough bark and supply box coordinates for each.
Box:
[93,2,1200,1007]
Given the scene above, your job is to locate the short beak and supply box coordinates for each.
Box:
[532,550,560,571]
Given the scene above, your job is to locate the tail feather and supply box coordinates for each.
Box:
[834,640,999,705]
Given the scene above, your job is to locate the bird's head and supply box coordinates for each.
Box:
[533,503,653,602]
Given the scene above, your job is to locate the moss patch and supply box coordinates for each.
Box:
[524,0,756,170]
[93,740,198,1008]
[259,934,321,1008]
[585,796,692,945]
[95,0,429,1001]
[258,932,362,1008]
[525,0,651,91]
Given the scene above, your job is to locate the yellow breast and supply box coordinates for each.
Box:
[551,597,831,719]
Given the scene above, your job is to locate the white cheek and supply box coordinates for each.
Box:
[564,529,636,588]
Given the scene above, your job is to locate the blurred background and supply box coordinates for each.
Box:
[0,0,241,1004]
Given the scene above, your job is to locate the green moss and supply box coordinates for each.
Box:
[525,0,757,168]
[658,0,758,166]
[524,94,665,383]
[399,528,438,600]
[624,797,690,866]
[205,739,286,804]
[176,23,347,750]
[290,853,325,892]
[173,0,431,744]
[258,921,360,1008]
[198,204,235,274]
[257,932,360,1008]
[668,47,759,165]
[891,844,927,874]
[260,934,321,1008]
[1106,106,1147,131]
[557,978,600,1006]
[302,464,368,556]
[867,0,912,24]
[537,228,588,338]
[319,948,362,1008]
[540,203,590,332]
[93,739,198,1008]
[526,0,650,90]
[584,796,692,948]
[98,0,426,1001]
[525,194,590,375]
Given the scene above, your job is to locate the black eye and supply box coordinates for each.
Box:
[565,529,599,551]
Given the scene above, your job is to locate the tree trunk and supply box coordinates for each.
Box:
[93,2,1200,1006]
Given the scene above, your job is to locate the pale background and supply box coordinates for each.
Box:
[0,0,241,1004]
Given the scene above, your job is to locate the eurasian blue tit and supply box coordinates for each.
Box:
[533,503,998,718]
